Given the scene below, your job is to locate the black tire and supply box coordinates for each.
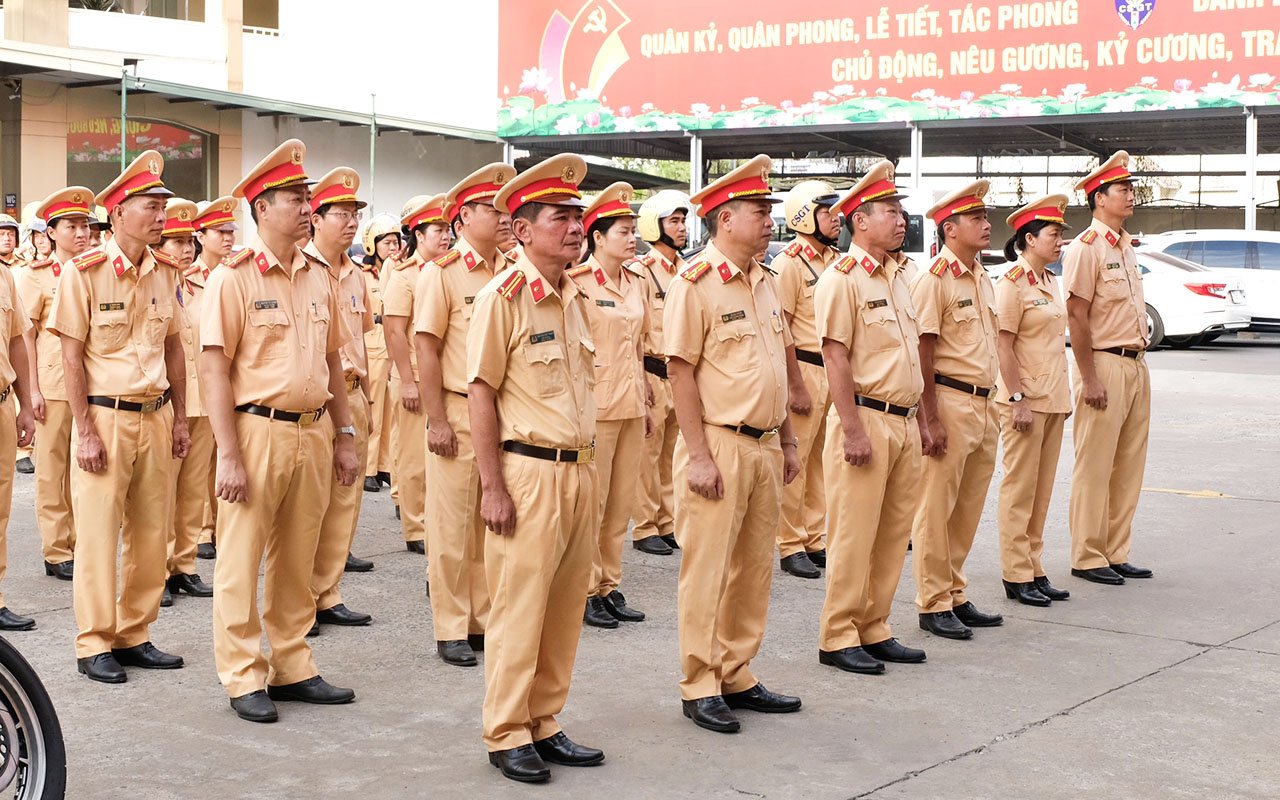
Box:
[0,637,66,799]
[1202,332,1221,342]
[1164,334,1205,349]
[1145,304,1165,348]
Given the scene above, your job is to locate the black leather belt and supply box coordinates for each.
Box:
[795,348,824,367]
[0,385,9,404]
[87,393,170,413]
[235,403,326,424]
[856,395,918,418]
[1097,346,1145,360]
[643,355,668,379]
[502,440,595,464]
[721,423,778,440]
[933,374,993,398]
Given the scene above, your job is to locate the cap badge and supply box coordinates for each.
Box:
[342,174,355,189]
[494,172,508,185]
[148,158,161,175]
[72,192,84,203]
[290,148,303,165]
[562,166,576,182]
[179,209,190,220]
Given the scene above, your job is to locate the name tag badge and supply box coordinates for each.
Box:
[1105,262,1122,270]
[529,331,555,344]
[721,309,747,323]
[1032,299,1049,306]
[254,299,279,310]
[866,298,889,309]
[957,298,974,308]
[98,302,125,311]
[595,299,616,307]
[464,296,475,305]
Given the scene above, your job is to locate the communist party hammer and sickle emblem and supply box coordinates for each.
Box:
[583,5,607,34]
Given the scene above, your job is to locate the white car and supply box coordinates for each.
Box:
[1140,229,1280,333]
[1134,250,1250,348]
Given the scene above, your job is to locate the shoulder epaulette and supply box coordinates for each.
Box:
[496,270,526,301]
[566,263,592,278]
[72,249,108,272]
[396,255,422,271]
[834,255,856,274]
[761,261,778,276]
[1079,230,1098,244]
[783,240,803,258]
[224,248,254,269]
[1003,264,1025,282]
[679,261,712,282]
[151,248,179,269]
[929,257,949,276]
[640,253,655,267]
[624,259,645,276]
[434,249,461,268]
[301,250,327,269]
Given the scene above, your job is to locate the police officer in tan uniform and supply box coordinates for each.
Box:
[17,189,94,580]
[815,162,927,674]
[665,155,802,734]
[201,139,359,723]
[386,195,449,554]
[0,225,36,629]
[50,151,192,683]
[469,154,603,783]
[568,182,651,629]
[773,180,842,579]
[630,190,688,556]
[995,195,1074,606]
[306,167,377,630]
[0,215,21,270]
[415,163,514,667]
[910,180,1005,640]
[1063,151,1153,585]
[361,215,398,493]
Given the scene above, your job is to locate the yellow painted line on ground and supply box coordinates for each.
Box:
[1142,487,1234,499]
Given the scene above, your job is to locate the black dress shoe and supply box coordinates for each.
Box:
[1072,566,1125,585]
[438,639,478,667]
[632,535,673,555]
[395,506,401,520]
[78,653,127,684]
[780,552,820,579]
[681,696,740,733]
[467,633,485,651]
[862,638,927,664]
[267,675,355,704]
[363,476,381,492]
[230,690,278,723]
[0,607,35,631]
[15,456,34,474]
[405,539,424,554]
[532,732,605,766]
[818,647,885,674]
[953,601,1003,627]
[316,603,372,626]
[44,560,73,580]
[488,745,550,783]
[600,590,645,622]
[807,549,827,568]
[1110,562,1153,579]
[583,596,618,629]
[661,533,679,550]
[1003,580,1051,607]
[167,572,214,597]
[919,610,973,640]
[723,683,802,713]
[1034,575,1070,600]
[307,622,320,638]
[196,542,216,560]
[112,642,184,669]
[344,553,374,572]
[160,586,173,607]
[377,471,391,487]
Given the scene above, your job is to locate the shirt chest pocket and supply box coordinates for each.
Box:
[247,308,291,360]
[144,301,174,343]
[859,304,901,351]
[1098,270,1131,300]
[950,303,983,344]
[709,319,759,373]
[90,308,131,353]
[523,341,569,397]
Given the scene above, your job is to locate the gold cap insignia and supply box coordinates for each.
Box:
[562,166,576,182]
[179,209,190,220]
[148,159,161,175]
[886,166,896,181]
[342,174,355,188]
[495,171,507,185]
[291,148,303,164]
[72,192,84,203]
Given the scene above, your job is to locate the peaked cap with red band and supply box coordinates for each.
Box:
[233,139,314,205]
[1006,193,1071,233]
[446,162,517,221]
[691,154,783,218]
[401,193,448,230]
[162,198,199,237]
[310,167,366,213]
[1075,150,1133,196]
[36,186,95,224]
[927,179,991,226]
[194,196,238,232]
[834,159,908,217]
[494,153,589,216]
[583,181,637,230]
[95,150,173,213]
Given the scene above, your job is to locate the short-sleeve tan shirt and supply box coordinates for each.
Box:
[909,244,999,389]
[994,257,1071,413]
[14,258,68,401]
[48,240,179,398]
[177,261,216,417]
[636,249,683,359]
[362,265,388,361]
[0,266,32,389]
[305,242,372,380]
[663,242,790,431]
[200,235,346,410]
[774,234,838,353]
[383,254,424,381]
[467,255,596,449]
[569,255,649,421]
[1061,219,1147,350]
[815,242,924,408]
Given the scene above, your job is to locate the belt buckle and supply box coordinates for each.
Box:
[574,445,595,464]
[906,405,919,419]
[142,397,163,413]
[298,410,322,425]
[761,429,778,441]
[1134,349,1145,361]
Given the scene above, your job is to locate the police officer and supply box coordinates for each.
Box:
[0,215,21,270]
[568,182,651,629]
[415,162,514,667]
[816,161,928,674]
[49,151,191,683]
[910,180,1005,640]
[17,189,93,580]
[361,214,398,493]
[1063,151,1153,585]
[0,214,36,629]
[665,154,802,734]
[201,139,359,723]
[773,180,842,579]
[995,195,1074,606]
[305,167,377,631]
[469,154,603,783]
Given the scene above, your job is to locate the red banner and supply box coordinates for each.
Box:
[67,118,205,163]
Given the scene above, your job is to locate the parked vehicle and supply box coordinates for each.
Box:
[1140,229,1280,332]
[0,636,66,798]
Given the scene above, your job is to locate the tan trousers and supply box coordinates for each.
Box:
[819,408,920,650]
[591,416,644,597]
[71,403,174,658]
[365,353,394,477]
[482,451,598,751]
[997,408,1066,582]
[212,413,332,698]
[391,376,425,543]
[912,389,997,613]
[633,372,677,541]
[1069,353,1150,569]
[0,396,15,607]
[426,391,489,641]
[168,415,215,575]
[777,360,829,558]
[312,388,370,611]
[35,398,75,564]
[675,425,782,700]
[197,495,216,546]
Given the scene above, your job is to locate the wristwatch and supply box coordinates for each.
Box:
[336,425,357,437]
[1009,392,1026,403]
